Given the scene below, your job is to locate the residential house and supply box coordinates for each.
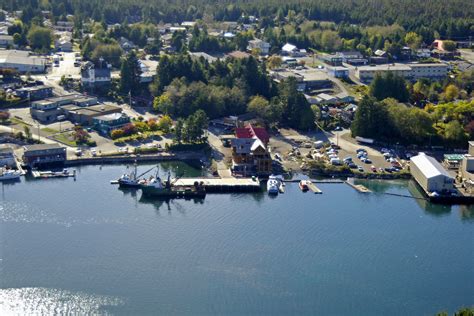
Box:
[247,38,270,55]
[327,66,349,78]
[55,32,72,52]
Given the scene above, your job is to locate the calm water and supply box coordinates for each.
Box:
[0,163,473,315]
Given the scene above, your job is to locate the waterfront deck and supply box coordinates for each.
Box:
[173,177,261,192]
[345,181,372,193]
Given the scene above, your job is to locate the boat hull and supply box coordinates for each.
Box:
[141,186,206,199]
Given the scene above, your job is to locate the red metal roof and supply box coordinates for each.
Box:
[235,124,269,145]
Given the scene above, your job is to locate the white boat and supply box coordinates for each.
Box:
[0,168,21,181]
[267,175,281,195]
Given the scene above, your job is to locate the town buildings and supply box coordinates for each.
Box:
[93,113,131,135]
[0,34,13,48]
[0,146,16,167]
[14,85,53,100]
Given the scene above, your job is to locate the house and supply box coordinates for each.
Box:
[374,49,387,57]
[53,21,73,32]
[410,153,454,194]
[119,37,137,51]
[93,113,131,135]
[416,49,432,59]
[81,60,111,88]
[0,146,16,167]
[247,38,270,55]
[320,54,343,66]
[0,34,13,47]
[231,124,272,175]
[336,51,363,62]
[0,50,46,73]
[54,32,72,52]
[14,85,53,100]
[22,144,67,167]
[327,66,349,78]
[282,43,298,55]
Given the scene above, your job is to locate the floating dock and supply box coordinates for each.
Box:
[173,177,261,193]
[345,181,371,193]
[307,182,322,194]
[32,170,76,179]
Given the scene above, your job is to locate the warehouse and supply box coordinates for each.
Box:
[0,50,46,73]
[410,153,454,194]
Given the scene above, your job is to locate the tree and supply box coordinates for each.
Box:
[247,95,269,118]
[266,55,282,69]
[444,84,459,102]
[276,77,315,130]
[24,126,32,139]
[174,118,184,143]
[404,32,422,50]
[153,93,173,114]
[158,115,173,133]
[442,40,456,52]
[72,126,91,144]
[111,129,124,139]
[444,120,467,145]
[91,44,123,67]
[370,72,409,102]
[27,26,53,52]
[120,51,142,94]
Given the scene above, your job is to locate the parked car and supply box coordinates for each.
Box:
[364,158,372,164]
[357,166,364,172]
[371,165,377,172]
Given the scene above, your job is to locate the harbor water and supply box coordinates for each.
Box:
[1,162,473,315]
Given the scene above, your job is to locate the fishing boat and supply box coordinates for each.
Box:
[267,175,280,195]
[0,167,21,181]
[117,163,154,188]
[299,180,310,192]
[140,172,206,199]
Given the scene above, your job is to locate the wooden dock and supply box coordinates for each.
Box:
[307,182,322,194]
[345,181,371,193]
[173,177,261,193]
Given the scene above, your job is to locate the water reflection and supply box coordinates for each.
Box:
[407,180,453,216]
[139,195,205,213]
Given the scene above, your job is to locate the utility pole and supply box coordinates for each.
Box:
[129,90,132,108]
[37,123,40,142]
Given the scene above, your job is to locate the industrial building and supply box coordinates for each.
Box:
[410,153,454,194]
[0,50,46,73]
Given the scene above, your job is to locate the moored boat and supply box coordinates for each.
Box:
[0,167,21,181]
[267,175,280,195]
[140,172,206,199]
[299,180,310,192]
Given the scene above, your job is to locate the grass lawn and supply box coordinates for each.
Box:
[10,117,33,128]
[52,132,77,147]
[41,127,59,134]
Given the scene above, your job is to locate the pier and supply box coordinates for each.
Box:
[307,182,322,194]
[31,169,76,179]
[345,181,372,193]
[173,177,261,192]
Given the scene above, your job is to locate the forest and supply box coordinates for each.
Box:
[3,0,473,40]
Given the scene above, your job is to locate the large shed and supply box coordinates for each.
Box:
[410,153,454,194]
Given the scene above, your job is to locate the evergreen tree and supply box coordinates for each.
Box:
[120,51,142,94]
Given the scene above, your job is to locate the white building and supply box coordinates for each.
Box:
[410,153,454,194]
[0,50,46,73]
[247,38,270,55]
[81,60,111,87]
[55,32,72,52]
[355,63,448,83]
[282,43,298,55]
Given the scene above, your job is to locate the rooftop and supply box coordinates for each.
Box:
[410,153,453,179]
[23,143,64,152]
[94,112,126,122]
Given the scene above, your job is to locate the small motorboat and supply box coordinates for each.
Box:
[299,180,310,192]
[267,175,280,195]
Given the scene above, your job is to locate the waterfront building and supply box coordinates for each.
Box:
[22,144,67,167]
[0,146,16,167]
[93,113,131,135]
[410,153,454,194]
[231,124,272,176]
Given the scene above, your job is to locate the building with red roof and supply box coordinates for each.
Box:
[235,124,269,146]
